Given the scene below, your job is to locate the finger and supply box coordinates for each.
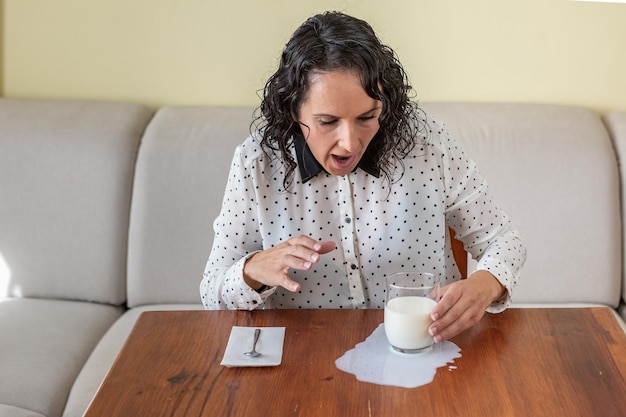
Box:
[432,308,484,342]
[280,244,321,270]
[428,284,468,340]
[430,289,485,342]
[316,240,336,254]
[288,235,324,250]
[279,274,301,292]
[288,236,336,255]
[282,240,335,269]
[430,284,460,321]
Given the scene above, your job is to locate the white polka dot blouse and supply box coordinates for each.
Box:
[201,114,526,311]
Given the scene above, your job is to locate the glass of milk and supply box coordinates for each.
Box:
[384,272,441,354]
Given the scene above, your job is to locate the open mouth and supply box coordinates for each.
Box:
[332,154,356,169]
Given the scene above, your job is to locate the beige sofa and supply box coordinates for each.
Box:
[1,98,625,417]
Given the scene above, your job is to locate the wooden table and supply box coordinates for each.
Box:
[84,308,626,417]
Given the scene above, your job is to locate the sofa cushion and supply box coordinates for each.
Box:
[604,111,626,314]
[0,405,46,417]
[0,99,153,305]
[422,103,621,306]
[127,106,253,307]
[0,298,123,417]
[61,304,202,417]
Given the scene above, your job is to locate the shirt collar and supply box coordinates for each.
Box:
[294,133,381,183]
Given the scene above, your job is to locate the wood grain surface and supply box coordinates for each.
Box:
[84,308,626,417]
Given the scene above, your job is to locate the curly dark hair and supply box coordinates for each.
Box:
[252,11,426,191]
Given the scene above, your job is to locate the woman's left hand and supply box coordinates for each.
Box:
[428,270,505,343]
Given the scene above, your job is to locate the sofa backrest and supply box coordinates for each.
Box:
[422,103,621,306]
[604,111,626,308]
[0,99,153,305]
[3,100,621,309]
[126,106,253,307]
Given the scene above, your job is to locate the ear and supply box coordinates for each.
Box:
[297,122,311,140]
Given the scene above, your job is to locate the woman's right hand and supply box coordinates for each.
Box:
[243,235,336,292]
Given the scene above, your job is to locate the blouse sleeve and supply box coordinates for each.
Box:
[435,119,527,313]
[200,140,276,310]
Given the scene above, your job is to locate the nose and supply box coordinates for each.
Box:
[338,122,360,153]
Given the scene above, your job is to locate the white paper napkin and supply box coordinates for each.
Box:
[220,326,286,367]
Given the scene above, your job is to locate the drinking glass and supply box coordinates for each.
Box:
[384,272,440,354]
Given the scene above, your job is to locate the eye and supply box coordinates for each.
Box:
[319,119,338,126]
[358,115,376,121]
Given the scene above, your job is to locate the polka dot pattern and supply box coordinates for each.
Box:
[201,115,526,312]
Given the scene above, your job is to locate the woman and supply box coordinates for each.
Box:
[201,11,526,343]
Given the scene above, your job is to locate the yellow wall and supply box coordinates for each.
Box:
[3,0,626,112]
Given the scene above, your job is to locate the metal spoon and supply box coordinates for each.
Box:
[244,328,262,358]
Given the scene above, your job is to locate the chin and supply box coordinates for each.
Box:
[330,168,354,177]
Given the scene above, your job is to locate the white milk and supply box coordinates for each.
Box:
[384,296,436,350]
[335,324,462,388]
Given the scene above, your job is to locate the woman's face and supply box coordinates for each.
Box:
[297,70,382,177]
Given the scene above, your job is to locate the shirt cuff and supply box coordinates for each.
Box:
[476,256,515,314]
[223,252,276,310]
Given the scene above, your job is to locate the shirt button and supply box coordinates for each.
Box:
[345,217,351,224]
[350,264,357,270]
